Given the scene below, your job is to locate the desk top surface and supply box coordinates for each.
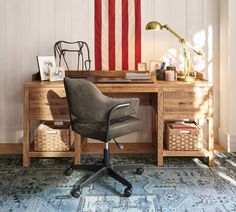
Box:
[24,71,212,89]
[24,78,212,89]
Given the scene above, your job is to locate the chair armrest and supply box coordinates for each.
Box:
[105,97,139,119]
[108,102,131,120]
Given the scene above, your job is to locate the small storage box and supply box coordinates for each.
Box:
[34,122,71,151]
[166,121,202,151]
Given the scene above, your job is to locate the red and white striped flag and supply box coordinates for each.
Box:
[94,0,141,71]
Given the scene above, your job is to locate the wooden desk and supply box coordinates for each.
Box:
[23,76,214,167]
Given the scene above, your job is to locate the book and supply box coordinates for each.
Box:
[171,123,198,129]
[125,72,151,80]
[97,77,131,83]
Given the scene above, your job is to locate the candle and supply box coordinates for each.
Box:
[165,70,175,81]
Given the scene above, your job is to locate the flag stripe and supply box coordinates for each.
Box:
[115,0,122,70]
[95,0,102,70]
[95,0,141,71]
[122,0,129,70]
[135,0,141,70]
[102,0,109,70]
[108,0,115,70]
[128,0,135,70]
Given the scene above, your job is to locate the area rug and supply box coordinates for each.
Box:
[0,153,236,212]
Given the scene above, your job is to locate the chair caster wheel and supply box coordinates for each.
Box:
[136,168,144,175]
[70,188,81,198]
[64,167,73,176]
[124,187,132,197]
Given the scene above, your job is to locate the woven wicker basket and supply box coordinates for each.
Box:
[34,122,71,151]
[166,121,202,151]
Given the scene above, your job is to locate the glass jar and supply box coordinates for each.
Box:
[165,66,177,81]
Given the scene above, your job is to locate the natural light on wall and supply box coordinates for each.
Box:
[191,25,213,83]
[156,25,213,83]
[208,25,213,83]
[193,30,205,72]
[160,48,178,65]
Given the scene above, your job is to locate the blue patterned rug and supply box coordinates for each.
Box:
[0,153,236,212]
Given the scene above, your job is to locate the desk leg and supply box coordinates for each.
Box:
[157,92,163,166]
[151,93,157,146]
[74,133,81,165]
[208,117,214,166]
[23,87,30,167]
[23,119,30,167]
[81,135,88,148]
[208,88,214,166]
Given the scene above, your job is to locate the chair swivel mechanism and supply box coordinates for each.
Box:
[64,77,144,197]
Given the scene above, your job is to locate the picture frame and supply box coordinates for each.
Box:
[37,56,56,81]
[149,60,161,73]
[49,66,65,81]
[137,63,147,72]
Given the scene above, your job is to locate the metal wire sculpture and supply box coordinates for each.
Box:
[54,41,91,71]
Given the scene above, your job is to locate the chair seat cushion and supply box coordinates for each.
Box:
[72,116,142,141]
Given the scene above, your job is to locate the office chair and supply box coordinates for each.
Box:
[64,77,143,197]
[54,41,91,71]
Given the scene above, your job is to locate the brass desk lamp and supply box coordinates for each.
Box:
[146,21,203,81]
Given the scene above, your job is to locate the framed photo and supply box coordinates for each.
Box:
[49,66,65,81]
[137,63,147,72]
[149,60,161,73]
[37,56,56,81]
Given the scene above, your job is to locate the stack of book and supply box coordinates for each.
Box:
[125,72,151,80]
[170,121,198,129]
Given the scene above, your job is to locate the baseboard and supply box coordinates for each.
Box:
[0,141,227,155]
[218,127,236,152]
[218,127,228,151]
[0,143,22,154]
[228,135,236,152]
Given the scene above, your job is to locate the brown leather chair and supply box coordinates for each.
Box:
[64,77,144,197]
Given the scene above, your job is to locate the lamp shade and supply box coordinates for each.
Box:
[145,21,162,30]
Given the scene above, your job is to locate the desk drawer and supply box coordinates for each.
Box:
[29,88,69,120]
[30,88,66,100]
[163,89,209,114]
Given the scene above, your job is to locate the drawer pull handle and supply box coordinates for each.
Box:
[180,130,191,134]
[178,102,193,106]
[46,130,57,134]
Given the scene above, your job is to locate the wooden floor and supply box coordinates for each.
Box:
[0,143,23,154]
[0,142,227,154]
[214,143,226,153]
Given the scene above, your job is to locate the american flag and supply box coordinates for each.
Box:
[94,0,141,71]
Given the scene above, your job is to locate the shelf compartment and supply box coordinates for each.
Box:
[29,151,75,157]
[163,148,210,157]
[82,143,155,154]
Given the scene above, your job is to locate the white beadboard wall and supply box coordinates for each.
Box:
[0,0,219,143]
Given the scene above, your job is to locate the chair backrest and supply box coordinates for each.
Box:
[64,77,140,125]
[54,41,91,71]
[64,78,108,123]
